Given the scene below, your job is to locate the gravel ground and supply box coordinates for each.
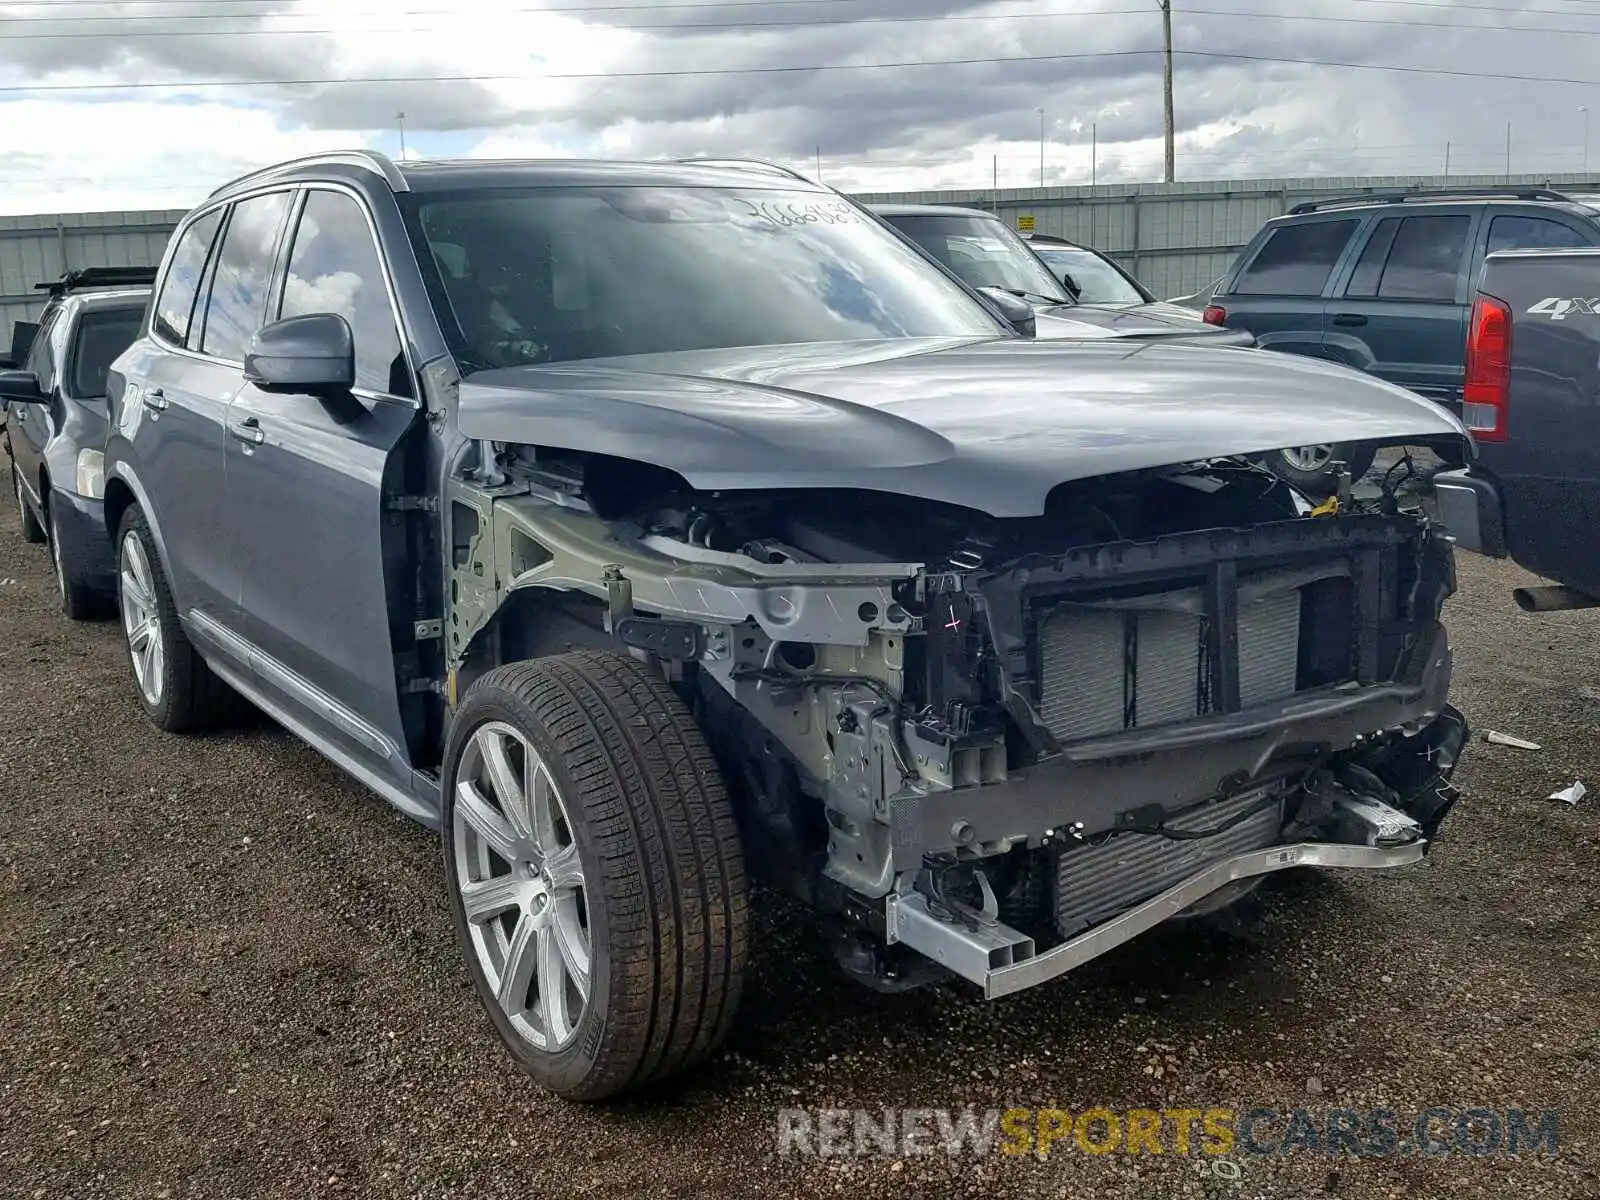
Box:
[2,454,1598,1200]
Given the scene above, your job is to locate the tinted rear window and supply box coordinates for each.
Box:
[70,306,146,398]
[1487,214,1593,254]
[1234,219,1359,296]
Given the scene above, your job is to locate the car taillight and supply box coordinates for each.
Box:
[1202,304,1226,326]
[1463,292,1512,442]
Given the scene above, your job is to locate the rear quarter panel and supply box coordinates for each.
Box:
[1477,248,1600,592]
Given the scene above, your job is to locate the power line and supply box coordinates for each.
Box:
[12,0,1600,25]
[5,45,1600,96]
[22,5,1600,40]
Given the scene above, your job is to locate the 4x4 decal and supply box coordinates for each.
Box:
[1526,297,1600,319]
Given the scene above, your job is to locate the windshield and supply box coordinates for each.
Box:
[404,186,1005,369]
[880,212,1072,305]
[68,304,145,398]
[1031,246,1147,305]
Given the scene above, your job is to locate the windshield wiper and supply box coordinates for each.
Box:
[1001,286,1074,306]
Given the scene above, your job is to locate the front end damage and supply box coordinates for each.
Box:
[445,445,1468,1000]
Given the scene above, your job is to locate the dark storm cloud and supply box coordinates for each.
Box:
[4,0,1600,182]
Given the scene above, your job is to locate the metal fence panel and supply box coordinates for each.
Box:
[5,172,1597,334]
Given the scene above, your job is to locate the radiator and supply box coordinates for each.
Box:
[1036,585,1303,744]
[1052,786,1286,936]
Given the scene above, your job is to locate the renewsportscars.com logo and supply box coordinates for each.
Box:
[776,1106,1560,1161]
[1526,297,1600,319]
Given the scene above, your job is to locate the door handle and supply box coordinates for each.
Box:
[141,387,168,412]
[229,416,265,446]
[1331,313,1368,327]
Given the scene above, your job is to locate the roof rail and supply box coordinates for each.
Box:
[674,156,816,184]
[33,266,158,297]
[207,149,409,200]
[1287,185,1576,215]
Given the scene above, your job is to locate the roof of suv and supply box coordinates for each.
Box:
[1279,186,1600,221]
[869,203,998,220]
[207,150,839,205]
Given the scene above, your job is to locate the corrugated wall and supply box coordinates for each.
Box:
[4,173,1598,333]
[0,209,187,334]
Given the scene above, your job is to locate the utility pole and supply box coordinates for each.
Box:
[1092,122,1098,186]
[992,154,999,211]
[815,144,822,181]
[1581,107,1590,174]
[1444,140,1451,179]
[1159,0,1175,183]
[1037,107,1046,186]
[397,111,407,159]
[1505,121,1512,177]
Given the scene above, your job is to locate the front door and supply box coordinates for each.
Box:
[223,185,422,787]
[8,308,61,504]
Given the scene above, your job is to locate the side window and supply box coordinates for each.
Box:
[1234,219,1359,296]
[1344,217,1401,298]
[199,191,293,363]
[278,189,412,397]
[1487,215,1591,255]
[1374,215,1471,302]
[152,208,223,348]
[23,310,59,391]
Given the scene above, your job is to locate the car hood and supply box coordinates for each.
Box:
[455,336,1469,518]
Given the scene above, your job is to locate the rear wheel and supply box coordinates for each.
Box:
[115,506,241,732]
[441,650,749,1101]
[1264,442,1377,497]
[13,467,44,544]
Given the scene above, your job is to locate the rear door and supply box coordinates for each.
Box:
[1321,208,1480,405]
[1215,216,1363,356]
[224,184,422,785]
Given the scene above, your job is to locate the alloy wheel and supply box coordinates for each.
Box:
[1281,444,1335,473]
[452,721,592,1052]
[49,509,65,600]
[118,531,165,707]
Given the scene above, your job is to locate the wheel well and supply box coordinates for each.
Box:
[103,477,135,543]
[456,586,616,699]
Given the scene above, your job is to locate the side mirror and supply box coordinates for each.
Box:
[977,287,1037,339]
[0,369,46,404]
[244,313,355,397]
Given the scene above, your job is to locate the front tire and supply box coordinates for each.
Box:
[13,467,44,544]
[115,506,240,732]
[441,651,749,1101]
[1264,441,1377,497]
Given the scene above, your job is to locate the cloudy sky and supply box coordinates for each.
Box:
[0,0,1597,215]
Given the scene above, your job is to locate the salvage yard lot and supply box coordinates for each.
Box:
[1,462,1597,1200]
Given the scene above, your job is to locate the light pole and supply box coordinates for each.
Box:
[397,111,408,159]
[1582,106,1590,174]
[1037,107,1046,186]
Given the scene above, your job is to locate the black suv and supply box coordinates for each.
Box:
[1207,186,1600,490]
[1,267,153,617]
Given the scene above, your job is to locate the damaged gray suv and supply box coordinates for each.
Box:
[104,151,1473,1101]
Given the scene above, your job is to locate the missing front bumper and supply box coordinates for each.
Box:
[887,830,1425,1001]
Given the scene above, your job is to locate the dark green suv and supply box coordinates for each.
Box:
[1208,186,1600,492]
